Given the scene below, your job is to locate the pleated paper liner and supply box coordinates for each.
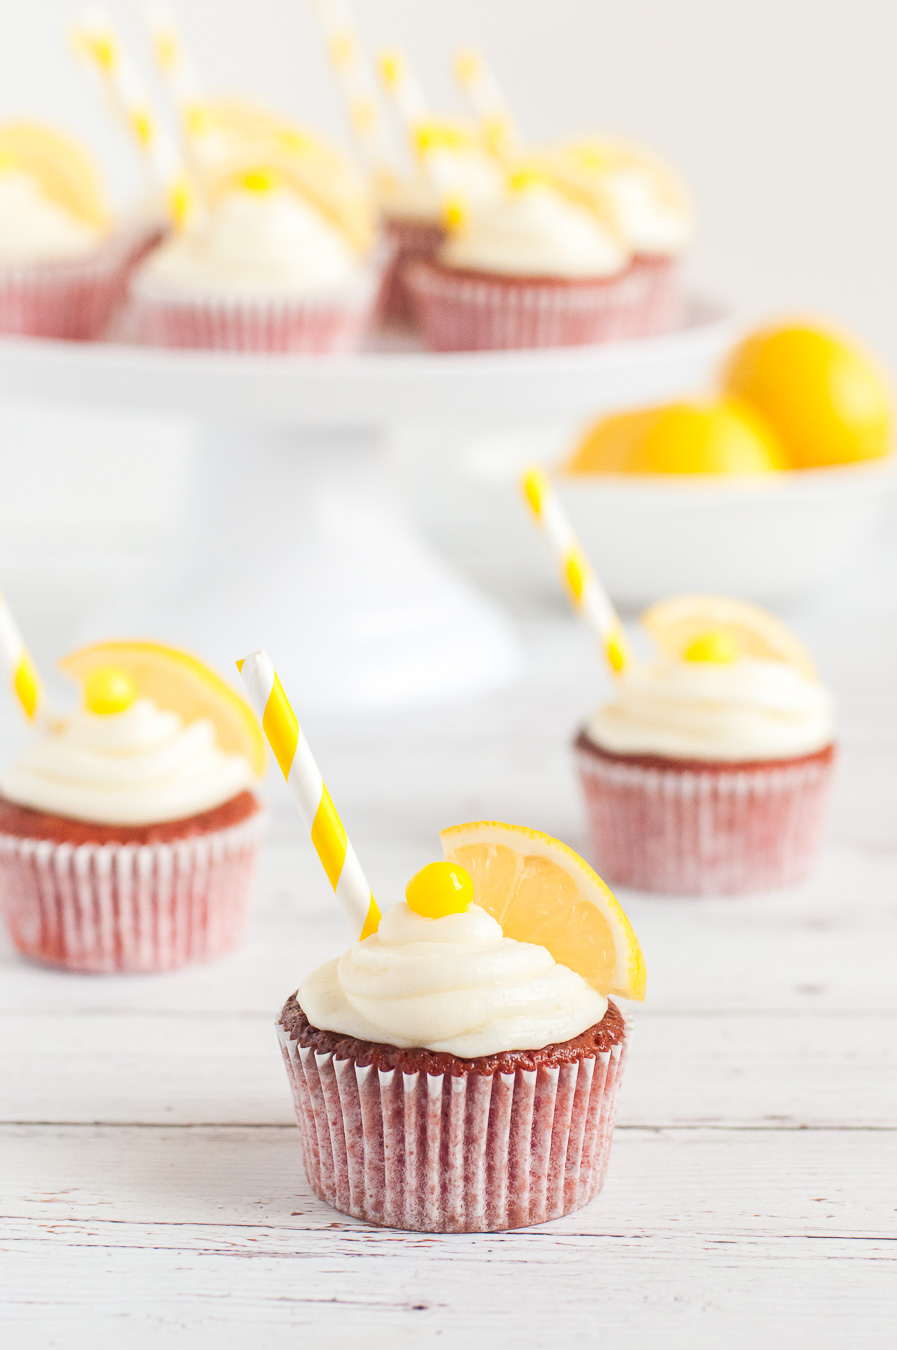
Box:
[575,731,836,895]
[405,257,649,352]
[0,806,265,972]
[0,238,133,340]
[128,260,383,354]
[277,999,629,1233]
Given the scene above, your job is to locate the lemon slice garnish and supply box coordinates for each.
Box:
[641,595,817,679]
[440,821,645,1001]
[59,641,266,777]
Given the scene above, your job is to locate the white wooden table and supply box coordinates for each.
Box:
[2,559,896,1349]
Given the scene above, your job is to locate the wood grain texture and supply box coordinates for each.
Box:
[2,581,897,1347]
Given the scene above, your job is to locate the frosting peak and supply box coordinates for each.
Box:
[138,186,365,297]
[0,697,254,824]
[587,655,835,762]
[440,183,628,279]
[298,901,607,1058]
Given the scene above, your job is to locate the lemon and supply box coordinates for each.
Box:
[565,398,787,475]
[440,821,645,1000]
[641,594,817,679]
[0,122,110,229]
[723,322,893,469]
[60,641,266,776]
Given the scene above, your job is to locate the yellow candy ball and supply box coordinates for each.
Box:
[84,666,138,715]
[683,630,739,664]
[405,861,474,920]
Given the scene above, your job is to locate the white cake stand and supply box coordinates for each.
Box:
[0,300,733,709]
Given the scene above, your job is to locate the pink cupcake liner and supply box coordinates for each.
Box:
[380,217,446,325]
[621,255,684,337]
[128,267,381,354]
[0,244,129,341]
[276,1017,629,1232]
[0,810,265,972]
[405,257,647,352]
[575,733,836,895]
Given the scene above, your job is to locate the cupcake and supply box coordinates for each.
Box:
[129,167,382,353]
[405,173,635,352]
[551,138,693,336]
[277,820,645,1232]
[0,122,130,340]
[0,642,266,972]
[374,129,505,324]
[574,596,836,895]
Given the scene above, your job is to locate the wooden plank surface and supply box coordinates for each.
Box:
[2,575,897,1347]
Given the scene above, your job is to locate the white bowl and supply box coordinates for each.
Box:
[555,458,897,606]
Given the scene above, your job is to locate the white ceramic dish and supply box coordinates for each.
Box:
[555,457,897,606]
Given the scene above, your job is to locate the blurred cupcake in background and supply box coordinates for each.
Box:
[0,641,265,973]
[130,161,382,353]
[549,138,693,335]
[574,596,836,895]
[374,122,505,324]
[0,123,129,340]
[406,171,635,351]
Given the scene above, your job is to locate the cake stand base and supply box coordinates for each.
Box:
[131,422,519,711]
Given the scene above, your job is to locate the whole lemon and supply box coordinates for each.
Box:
[722,322,893,469]
[565,398,787,475]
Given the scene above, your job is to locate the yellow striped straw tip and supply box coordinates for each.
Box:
[521,466,548,518]
[378,49,404,87]
[454,49,482,85]
[329,31,357,67]
[76,26,118,71]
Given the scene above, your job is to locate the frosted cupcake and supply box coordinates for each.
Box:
[575,596,836,895]
[0,644,265,972]
[375,131,505,324]
[130,169,381,353]
[405,173,634,351]
[0,123,129,340]
[550,139,693,336]
[278,820,645,1232]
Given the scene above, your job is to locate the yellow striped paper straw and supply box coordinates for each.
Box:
[73,7,198,227]
[521,467,630,675]
[454,48,518,160]
[238,651,380,940]
[311,0,395,174]
[378,48,430,134]
[0,592,42,722]
[143,1,223,159]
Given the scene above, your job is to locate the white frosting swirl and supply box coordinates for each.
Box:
[299,901,607,1058]
[440,183,628,278]
[137,187,365,297]
[0,170,104,265]
[587,656,835,762]
[601,167,692,257]
[0,698,254,825]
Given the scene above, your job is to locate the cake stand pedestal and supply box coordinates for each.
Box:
[0,299,733,709]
